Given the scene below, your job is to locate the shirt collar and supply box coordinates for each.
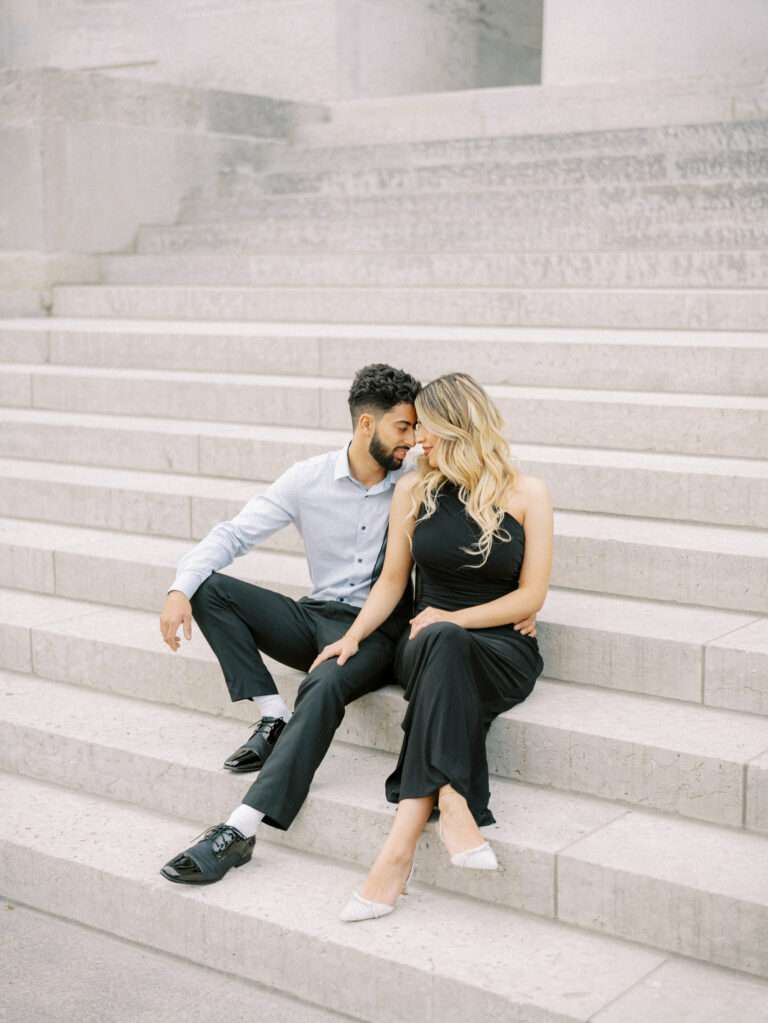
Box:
[334,442,404,490]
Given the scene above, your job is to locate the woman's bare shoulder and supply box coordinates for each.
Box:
[502,471,551,524]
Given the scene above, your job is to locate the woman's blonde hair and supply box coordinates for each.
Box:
[409,372,519,566]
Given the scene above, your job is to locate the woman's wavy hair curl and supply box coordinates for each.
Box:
[409,373,519,567]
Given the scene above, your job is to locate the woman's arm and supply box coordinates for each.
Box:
[309,473,418,669]
[411,476,553,637]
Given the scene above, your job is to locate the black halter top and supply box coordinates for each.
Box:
[412,483,525,616]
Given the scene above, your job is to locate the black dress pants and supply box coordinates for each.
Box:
[190,572,397,830]
[385,620,543,827]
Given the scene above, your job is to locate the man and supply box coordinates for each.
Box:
[158,363,423,884]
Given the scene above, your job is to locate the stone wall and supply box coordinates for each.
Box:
[0,0,543,101]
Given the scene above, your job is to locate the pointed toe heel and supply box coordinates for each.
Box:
[339,891,395,923]
[340,859,415,922]
[450,841,498,871]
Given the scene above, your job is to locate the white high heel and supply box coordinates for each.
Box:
[339,861,415,923]
[438,817,498,871]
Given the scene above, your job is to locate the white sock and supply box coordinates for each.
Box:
[225,804,265,839]
[256,693,291,722]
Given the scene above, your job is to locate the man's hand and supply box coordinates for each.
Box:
[309,634,360,673]
[160,591,193,652]
[409,606,457,640]
[514,613,537,638]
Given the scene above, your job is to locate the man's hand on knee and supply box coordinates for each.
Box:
[160,591,193,652]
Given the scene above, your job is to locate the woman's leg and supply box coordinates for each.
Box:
[437,784,487,855]
[359,796,434,905]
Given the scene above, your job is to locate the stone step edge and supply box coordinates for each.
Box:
[8,585,768,829]
[8,359,768,408]
[1,410,766,477]
[7,314,768,349]
[0,771,674,1023]
[4,669,768,932]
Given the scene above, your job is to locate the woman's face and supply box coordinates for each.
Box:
[415,420,440,468]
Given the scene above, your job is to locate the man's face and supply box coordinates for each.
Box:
[368,402,417,471]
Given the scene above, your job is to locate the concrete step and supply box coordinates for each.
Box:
[4,669,768,979]
[136,213,768,253]
[3,897,348,1023]
[6,363,768,458]
[1,460,766,613]
[178,181,768,228]
[274,115,768,172]
[50,283,768,331]
[102,248,768,289]
[291,79,768,145]
[4,587,768,824]
[0,772,682,1023]
[2,512,765,711]
[6,316,768,395]
[246,148,768,198]
[1,528,763,708]
[1,410,767,530]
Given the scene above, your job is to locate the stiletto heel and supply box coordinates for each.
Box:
[438,817,498,871]
[339,858,415,922]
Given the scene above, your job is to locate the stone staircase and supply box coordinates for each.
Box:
[2,90,768,1021]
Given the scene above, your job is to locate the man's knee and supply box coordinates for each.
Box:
[297,662,347,707]
[190,572,226,614]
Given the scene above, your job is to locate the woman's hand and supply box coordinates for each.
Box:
[309,634,360,673]
[408,607,458,640]
[514,613,537,638]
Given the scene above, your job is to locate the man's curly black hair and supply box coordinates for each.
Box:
[347,363,421,428]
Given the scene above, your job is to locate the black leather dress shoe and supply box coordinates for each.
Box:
[223,716,286,773]
[160,823,255,885]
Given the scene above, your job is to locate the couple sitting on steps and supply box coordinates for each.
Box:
[159,364,553,922]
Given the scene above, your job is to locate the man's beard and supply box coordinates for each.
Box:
[369,429,407,471]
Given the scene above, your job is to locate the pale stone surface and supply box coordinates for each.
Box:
[552,510,768,613]
[51,283,768,335]
[0,408,202,475]
[10,584,768,824]
[294,75,768,144]
[558,810,768,976]
[17,361,768,458]
[543,0,768,86]
[746,752,768,834]
[0,590,99,673]
[539,589,756,703]
[103,247,768,290]
[27,365,326,429]
[21,313,768,396]
[0,669,628,918]
[1,404,766,528]
[489,679,768,826]
[705,618,768,714]
[593,958,768,1023]
[0,774,667,1023]
[0,898,348,1023]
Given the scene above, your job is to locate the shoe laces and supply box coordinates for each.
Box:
[192,823,242,851]
[248,716,279,736]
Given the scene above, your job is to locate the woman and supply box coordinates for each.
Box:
[309,372,553,921]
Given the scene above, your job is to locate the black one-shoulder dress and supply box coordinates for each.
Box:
[385,482,544,826]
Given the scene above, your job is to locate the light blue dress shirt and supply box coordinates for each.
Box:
[168,444,411,606]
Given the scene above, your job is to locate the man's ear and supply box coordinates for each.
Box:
[357,412,375,436]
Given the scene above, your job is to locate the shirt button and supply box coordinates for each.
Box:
[361,526,366,531]
[357,558,363,563]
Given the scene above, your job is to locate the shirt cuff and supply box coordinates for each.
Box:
[167,572,205,600]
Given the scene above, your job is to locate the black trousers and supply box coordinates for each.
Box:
[385,620,543,827]
[190,572,397,830]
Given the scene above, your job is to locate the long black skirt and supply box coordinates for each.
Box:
[385,620,544,826]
